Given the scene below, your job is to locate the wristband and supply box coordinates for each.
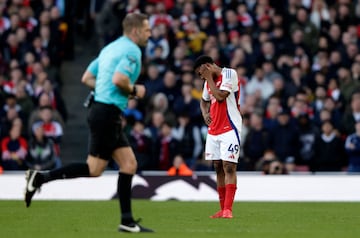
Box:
[130,85,137,96]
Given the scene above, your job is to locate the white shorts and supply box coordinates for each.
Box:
[204,130,240,163]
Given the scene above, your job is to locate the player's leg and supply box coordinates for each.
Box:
[25,102,112,207]
[25,155,107,207]
[204,134,224,218]
[219,130,240,218]
[210,160,226,218]
[113,147,153,233]
[222,161,237,218]
[113,147,137,224]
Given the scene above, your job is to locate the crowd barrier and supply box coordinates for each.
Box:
[1,171,359,201]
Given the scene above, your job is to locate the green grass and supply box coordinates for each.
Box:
[0,200,359,238]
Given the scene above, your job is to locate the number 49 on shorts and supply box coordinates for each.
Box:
[227,144,239,154]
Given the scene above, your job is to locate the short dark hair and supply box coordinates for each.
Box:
[193,55,214,71]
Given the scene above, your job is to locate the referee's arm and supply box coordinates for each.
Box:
[112,72,146,98]
[81,70,96,89]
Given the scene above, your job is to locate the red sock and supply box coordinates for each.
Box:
[217,186,226,210]
[224,184,237,211]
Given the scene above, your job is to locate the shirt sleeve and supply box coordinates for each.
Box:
[202,81,210,101]
[114,52,139,80]
[219,68,235,93]
[87,58,99,76]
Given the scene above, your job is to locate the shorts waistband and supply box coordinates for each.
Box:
[93,101,122,115]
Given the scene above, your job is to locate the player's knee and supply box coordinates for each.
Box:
[121,157,137,174]
[223,162,236,174]
[89,167,103,177]
[213,160,222,173]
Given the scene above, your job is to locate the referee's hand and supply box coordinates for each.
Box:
[134,85,146,99]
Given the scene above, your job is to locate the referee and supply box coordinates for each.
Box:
[25,13,153,233]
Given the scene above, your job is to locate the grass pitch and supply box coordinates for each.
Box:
[0,200,359,238]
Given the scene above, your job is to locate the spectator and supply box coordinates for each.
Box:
[268,109,300,172]
[229,47,247,69]
[0,94,22,121]
[0,106,20,139]
[28,92,64,131]
[143,63,163,98]
[158,70,181,108]
[0,4,10,39]
[311,120,346,172]
[38,25,61,67]
[327,78,345,113]
[171,112,202,169]
[3,67,24,95]
[155,121,178,170]
[263,95,282,130]
[1,122,28,170]
[257,150,286,175]
[123,98,143,122]
[296,113,320,170]
[145,92,175,126]
[338,67,360,104]
[26,123,60,170]
[243,112,270,171]
[191,76,204,101]
[95,0,126,47]
[40,54,61,88]
[311,85,327,120]
[172,83,201,121]
[148,2,172,29]
[15,82,34,125]
[167,154,193,176]
[39,79,67,121]
[345,121,360,173]
[197,10,217,36]
[286,67,307,98]
[145,25,170,62]
[245,66,274,102]
[30,106,63,155]
[322,96,342,129]
[310,0,330,31]
[290,7,319,54]
[341,91,360,135]
[128,120,154,171]
[168,45,187,75]
[271,76,289,108]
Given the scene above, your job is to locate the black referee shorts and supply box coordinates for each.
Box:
[87,101,129,160]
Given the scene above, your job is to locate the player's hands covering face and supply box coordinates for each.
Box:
[199,63,213,81]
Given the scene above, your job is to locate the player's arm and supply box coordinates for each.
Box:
[200,82,212,125]
[200,98,211,125]
[200,98,210,116]
[206,78,229,102]
[81,58,98,89]
[202,64,229,102]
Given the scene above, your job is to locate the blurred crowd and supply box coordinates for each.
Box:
[2,0,360,175]
[0,0,72,172]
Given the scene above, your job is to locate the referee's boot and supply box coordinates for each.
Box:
[119,219,154,233]
[25,170,42,207]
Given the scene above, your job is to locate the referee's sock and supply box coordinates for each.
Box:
[118,172,134,225]
[35,163,90,187]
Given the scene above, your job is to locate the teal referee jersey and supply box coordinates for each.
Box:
[87,36,142,111]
